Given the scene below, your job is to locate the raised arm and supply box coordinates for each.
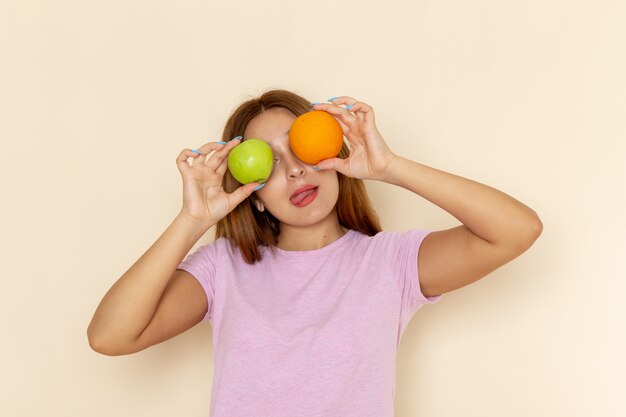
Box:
[87,138,260,355]
[378,158,542,296]
[313,97,542,297]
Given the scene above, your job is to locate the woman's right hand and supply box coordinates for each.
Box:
[175,138,261,229]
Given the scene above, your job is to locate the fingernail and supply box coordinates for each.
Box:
[344,104,354,110]
[327,96,339,101]
[312,165,320,170]
[230,135,243,141]
[253,183,266,191]
[310,102,321,106]
[215,141,227,145]
[191,149,202,155]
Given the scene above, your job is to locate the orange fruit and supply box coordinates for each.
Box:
[289,110,343,165]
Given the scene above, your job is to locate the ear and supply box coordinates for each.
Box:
[253,198,265,212]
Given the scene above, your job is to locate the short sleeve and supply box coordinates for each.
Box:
[376,230,441,332]
[177,243,216,322]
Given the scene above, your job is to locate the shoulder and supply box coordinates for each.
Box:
[188,236,232,256]
[344,229,431,263]
[180,236,242,268]
[351,229,431,249]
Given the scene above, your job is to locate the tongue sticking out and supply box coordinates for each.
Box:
[290,187,317,205]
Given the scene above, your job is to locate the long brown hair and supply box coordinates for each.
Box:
[215,89,381,263]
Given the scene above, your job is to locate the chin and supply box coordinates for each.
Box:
[272,203,337,228]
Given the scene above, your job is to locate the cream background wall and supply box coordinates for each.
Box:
[1,1,624,416]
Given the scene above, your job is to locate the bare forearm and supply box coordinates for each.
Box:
[380,156,542,249]
[87,214,210,345]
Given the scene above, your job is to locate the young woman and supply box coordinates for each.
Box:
[88,89,542,417]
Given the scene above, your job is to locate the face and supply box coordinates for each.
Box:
[243,107,340,228]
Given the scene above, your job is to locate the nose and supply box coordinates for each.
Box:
[285,152,306,179]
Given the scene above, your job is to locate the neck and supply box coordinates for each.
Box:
[277,212,346,251]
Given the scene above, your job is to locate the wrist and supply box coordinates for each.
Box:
[174,211,214,237]
[374,154,406,184]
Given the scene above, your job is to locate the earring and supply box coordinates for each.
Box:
[254,199,265,212]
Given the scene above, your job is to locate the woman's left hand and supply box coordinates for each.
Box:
[312,96,397,180]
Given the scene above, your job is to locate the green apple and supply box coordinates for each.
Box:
[227,139,274,184]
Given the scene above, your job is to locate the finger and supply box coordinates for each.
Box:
[328,97,373,122]
[188,140,227,167]
[343,101,375,125]
[314,157,347,174]
[335,118,349,137]
[313,102,357,130]
[204,137,242,172]
[194,136,243,155]
[214,153,230,176]
[324,100,376,132]
[194,141,225,155]
[327,96,358,107]
[227,181,263,208]
[176,149,203,174]
[342,100,371,112]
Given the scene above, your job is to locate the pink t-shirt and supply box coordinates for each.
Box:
[177,229,440,417]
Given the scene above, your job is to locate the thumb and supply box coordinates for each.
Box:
[229,182,264,207]
[314,157,346,173]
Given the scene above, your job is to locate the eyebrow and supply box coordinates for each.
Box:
[244,130,289,145]
[268,130,289,145]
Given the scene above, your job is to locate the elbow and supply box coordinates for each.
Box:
[87,327,135,357]
[528,211,543,242]
[87,329,115,356]
[517,210,543,252]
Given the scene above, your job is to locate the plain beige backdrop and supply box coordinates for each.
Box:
[1,1,624,416]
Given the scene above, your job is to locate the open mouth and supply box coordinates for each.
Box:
[290,185,319,207]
